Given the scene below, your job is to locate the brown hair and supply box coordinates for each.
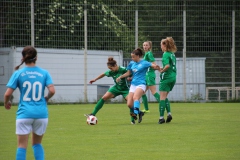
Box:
[15,46,37,70]
[107,57,117,67]
[161,37,177,53]
[132,48,144,57]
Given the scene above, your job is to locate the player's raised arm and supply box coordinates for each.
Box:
[89,73,105,84]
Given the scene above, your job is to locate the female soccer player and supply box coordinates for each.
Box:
[116,48,160,123]
[85,57,135,124]
[4,46,55,159]
[158,37,177,124]
[141,41,160,113]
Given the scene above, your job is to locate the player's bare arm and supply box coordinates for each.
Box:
[116,70,131,83]
[160,64,170,73]
[4,88,14,110]
[89,73,105,84]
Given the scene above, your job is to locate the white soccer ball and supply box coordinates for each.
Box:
[86,115,98,125]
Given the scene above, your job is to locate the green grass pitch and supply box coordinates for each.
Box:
[1,103,240,160]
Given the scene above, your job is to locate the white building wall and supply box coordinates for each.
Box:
[0,47,15,101]
[0,47,206,103]
[148,58,206,101]
[0,47,123,103]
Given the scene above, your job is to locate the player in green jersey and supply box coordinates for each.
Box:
[141,41,161,113]
[85,57,135,124]
[158,37,177,124]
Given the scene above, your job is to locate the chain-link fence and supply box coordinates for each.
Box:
[0,0,239,102]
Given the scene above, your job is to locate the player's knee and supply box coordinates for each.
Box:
[101,97,108,101]
[102,95,113,101]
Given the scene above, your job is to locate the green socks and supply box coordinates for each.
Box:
[159,99,171,118]
[159,100,166,117]
[142,93,160,111]
[154,92,160,102]
[130,107,134,121]
[92,98,105,115]
[165,98,171,114]
[142,94,149,110]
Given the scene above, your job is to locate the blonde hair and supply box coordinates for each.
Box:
[161,37,177,53]
[143,41,152,51]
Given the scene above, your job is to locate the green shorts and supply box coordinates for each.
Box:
[146,73,156,86]
[108,85,129,99]
[159,77,176,92]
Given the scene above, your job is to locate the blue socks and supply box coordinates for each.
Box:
[32,144,44,160]
[16,144,44,160]
[133,100,140,115]
[16,148,26,160]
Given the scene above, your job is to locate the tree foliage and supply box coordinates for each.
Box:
[0,0,239,83]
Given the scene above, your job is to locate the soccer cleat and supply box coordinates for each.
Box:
[131,120,135,124]
[141,109,150,113]
[138,111,145,123]
[130,113,138,120]
[84,113,93,117]
[166,114,172,123]
[158,118,165,124]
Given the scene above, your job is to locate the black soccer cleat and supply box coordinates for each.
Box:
[158,118,165,124]
[166,114,172,123]
[130,113,138,120]
[131,120,135,125]
[138,111,145,123]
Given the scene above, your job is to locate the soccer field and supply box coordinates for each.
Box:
[1,103,240,160]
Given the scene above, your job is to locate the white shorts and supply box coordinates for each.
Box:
[129,84,146,93]
[16,118,48,136]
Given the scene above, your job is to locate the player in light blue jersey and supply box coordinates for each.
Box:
[4,46,55,160]
[117,48,159,123]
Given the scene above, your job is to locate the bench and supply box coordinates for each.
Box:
[206,87,231,101]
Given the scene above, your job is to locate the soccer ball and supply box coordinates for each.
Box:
[86,115,98,125]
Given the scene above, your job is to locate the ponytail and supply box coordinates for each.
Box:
[14,46,37,70]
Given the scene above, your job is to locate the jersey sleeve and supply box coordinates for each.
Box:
[45,71,54,86]
[120,66,128,73]
[143,60,152,68]
[6,71,20,89]
[104,70,111,77]
[127,61,134,71]
[147,51,155,62]
[162,53,170,66]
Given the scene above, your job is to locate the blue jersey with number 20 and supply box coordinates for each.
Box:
[6,66,53,119]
